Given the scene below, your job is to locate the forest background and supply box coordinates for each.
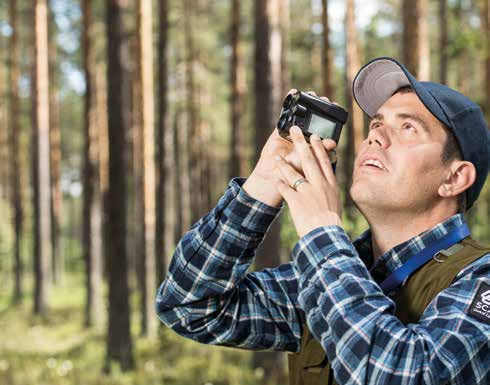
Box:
[0,0,489,384]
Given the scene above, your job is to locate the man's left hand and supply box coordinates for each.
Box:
[274,125,343,238]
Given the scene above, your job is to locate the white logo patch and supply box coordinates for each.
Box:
[469,283,490,324]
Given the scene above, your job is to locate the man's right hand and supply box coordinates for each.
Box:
[243,90,337,208]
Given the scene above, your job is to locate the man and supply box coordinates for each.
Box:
[156,57,490,384]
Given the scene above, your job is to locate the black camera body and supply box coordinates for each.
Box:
[277,91,348,145]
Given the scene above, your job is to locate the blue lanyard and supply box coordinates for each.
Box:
[378,223,471,294]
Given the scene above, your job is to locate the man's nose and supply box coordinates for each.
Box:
[367,124,390,149]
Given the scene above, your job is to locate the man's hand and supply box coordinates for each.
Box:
[273,126,342,238]
[243,90,334,207]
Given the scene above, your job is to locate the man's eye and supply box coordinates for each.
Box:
[402,123,415,131]
[370,122,381,130]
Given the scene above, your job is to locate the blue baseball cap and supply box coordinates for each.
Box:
[352,57,489,210]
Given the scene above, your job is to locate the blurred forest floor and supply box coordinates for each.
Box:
[0,275,263,385]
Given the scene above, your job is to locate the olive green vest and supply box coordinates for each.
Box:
[288,237,490,385]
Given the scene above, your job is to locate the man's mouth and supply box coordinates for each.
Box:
[358,155,388,171]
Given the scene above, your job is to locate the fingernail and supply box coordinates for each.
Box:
[291,126,301,134]
[275,155,282,161]
[310,134,320,141]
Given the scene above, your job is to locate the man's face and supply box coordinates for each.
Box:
[350,91,451,214]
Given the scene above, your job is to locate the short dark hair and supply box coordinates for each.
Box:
[393,86,466,212]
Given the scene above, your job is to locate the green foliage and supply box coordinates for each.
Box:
[0,273,262,385]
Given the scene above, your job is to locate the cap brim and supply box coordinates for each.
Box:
[353,57,453,130]
[353,58,413,117]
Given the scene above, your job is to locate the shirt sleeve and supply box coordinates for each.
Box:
[155,177,305,352]
[292,225,490,385]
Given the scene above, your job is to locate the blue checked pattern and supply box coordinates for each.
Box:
[156,177,490,384]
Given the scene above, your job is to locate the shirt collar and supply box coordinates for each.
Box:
[352,214,466,283]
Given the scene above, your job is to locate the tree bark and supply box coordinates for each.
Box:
[82,0,104,330]
[343,0,365,221]
[156,0,169,282]
[9,0,24,304]
[439,0,448,84]
[229,0,248,179]
[48,5,63,286]
[183,0,201,224]
[33,0,52,315]
[321,0,334,97]
[345,0,364,163]
[105,0,134,371]
[253,1,286,383]
[455,0,469,94]
[0,45,8,202]
[482,0,489,117]
[137,0,157,338]
[402,0,430,80]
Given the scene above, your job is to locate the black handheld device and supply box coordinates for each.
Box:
[277,91,348,145]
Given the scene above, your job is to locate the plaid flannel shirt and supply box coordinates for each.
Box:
[156,177,490,385]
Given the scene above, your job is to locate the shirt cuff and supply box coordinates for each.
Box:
[292,225,355,280]
[223,177,283,235]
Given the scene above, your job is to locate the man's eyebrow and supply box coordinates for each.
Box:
[397,113,431,133]
[371,113,383,121]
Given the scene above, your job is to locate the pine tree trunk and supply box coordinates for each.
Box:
[183,0,201,224]
[343,0,364,222]
[402,0,430,80]
[322,0,334,97]
[173,109,183,242]
[253,1,285,383]
[95,62,109,270]
[439,0,448,84]
[33,0,52,315]
[156,0,169,282]
[280,0,290,96]
[455,0,469,94]
[0,50,8,202]
[483,0,489,118]
[82,0,104,330]
[9,0,24,304]
[105,0,134,371]
[137,0,157,338]
[48,8,63,286]
[229,0,248,179]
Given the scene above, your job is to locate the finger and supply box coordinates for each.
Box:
[287,88,298,95]
[306,90,318,97]
[322,139,337,152]
[272,162,290,185]
[275,155,308,190]
[289,126,324,185]
[310,134,336,184]
[276,178,295,201]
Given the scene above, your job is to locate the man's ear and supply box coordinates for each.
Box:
[438,160,476,198]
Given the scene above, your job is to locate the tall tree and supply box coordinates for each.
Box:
[344,0,364,193]
[402,0,430,80]
[229,0,248,179]
[48,3,63,285]
[482,0,489,117]
[82,0,104,330]
[183,0,201,224]
[33,0,52,315]
[105,0,134,371]
[0,42,8,202]
[137,0,157,337]
[454,0,469,94]
[321,0,334,97]
[9,0,24,304]
[253,1,286,383]
[439,0,449,84]
[156,0,169,282]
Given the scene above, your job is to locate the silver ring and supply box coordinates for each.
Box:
[291,177,307,191]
